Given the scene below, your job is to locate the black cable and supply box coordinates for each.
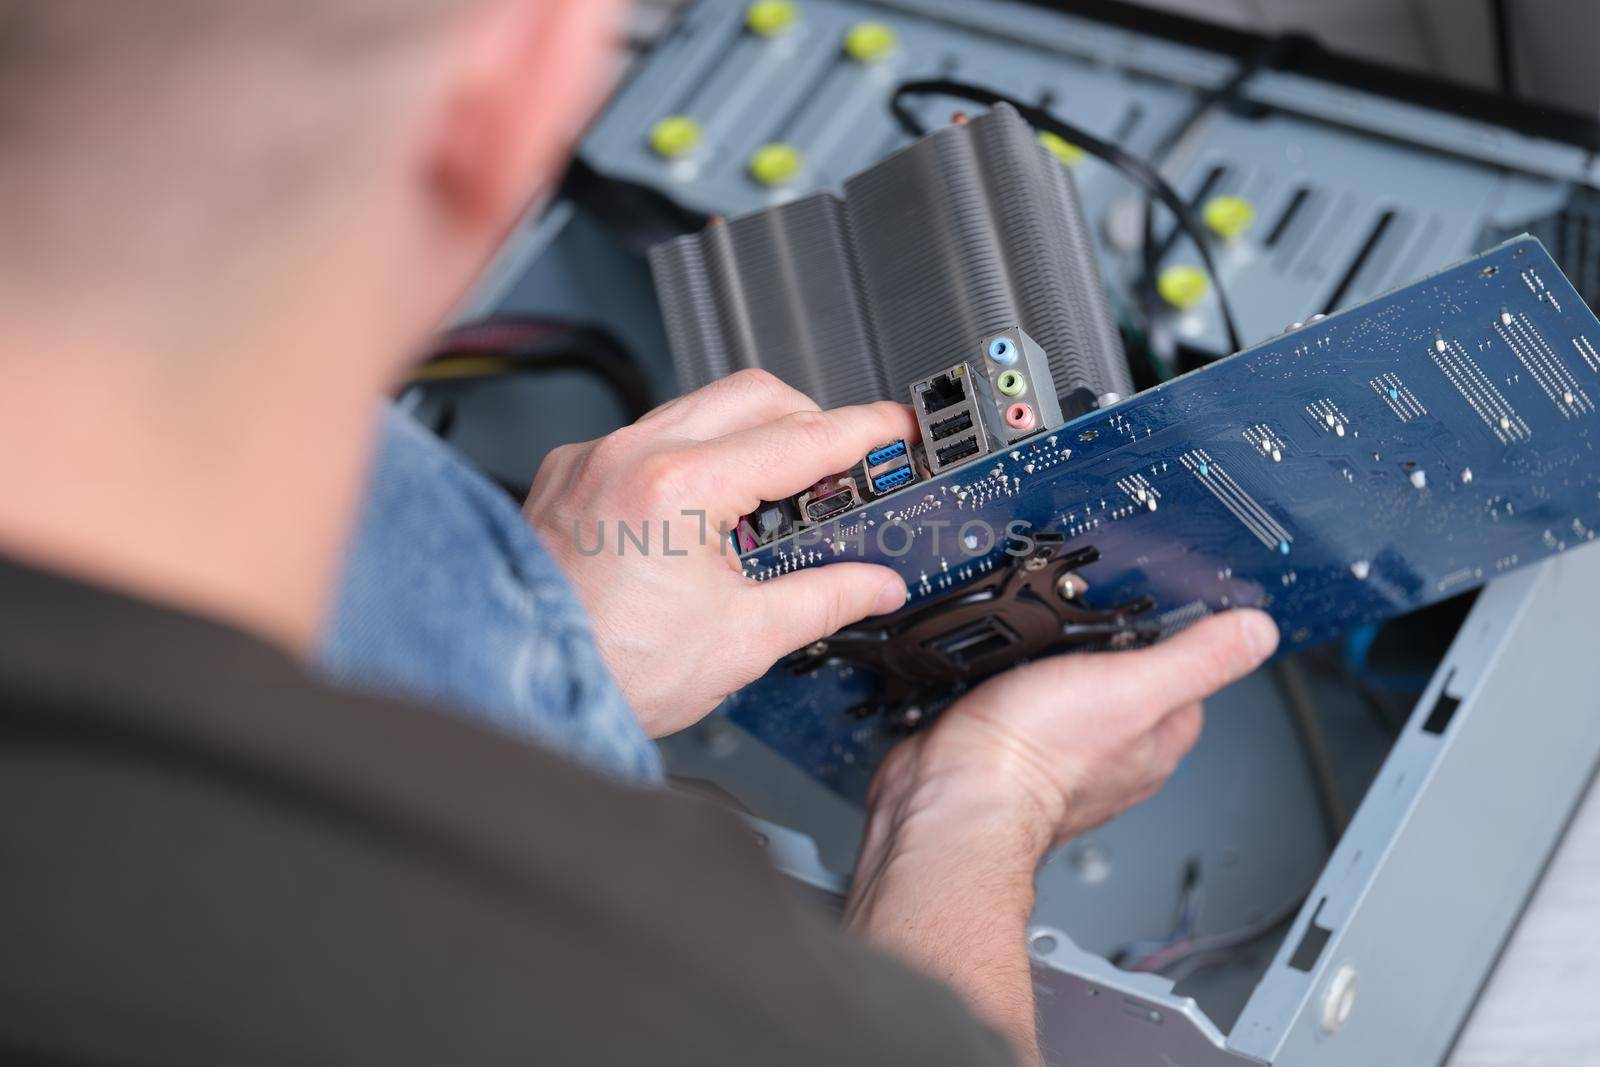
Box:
[558,158,708,257]
[416,317,656,423]
[1490,0,1517,99]
[1138,36,1307,307]
[1150,35,1305,170]
[890,79,1245,355]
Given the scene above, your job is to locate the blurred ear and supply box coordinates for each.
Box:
[427,0,620,236]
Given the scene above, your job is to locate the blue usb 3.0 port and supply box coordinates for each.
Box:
[872,464,915,494]
[866,440,908,468]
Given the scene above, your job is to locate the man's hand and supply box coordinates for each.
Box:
[847,610,1279,1065]
[526,369,916,738]
[868,608,1282,847]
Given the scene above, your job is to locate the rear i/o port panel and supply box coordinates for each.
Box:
[736,331,1070,548]
[914,363,993,475]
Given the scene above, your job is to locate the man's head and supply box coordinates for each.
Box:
[0,0,625,649]
[0,0,623,361]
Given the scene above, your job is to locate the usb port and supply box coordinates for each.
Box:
[929,410,973,441]
[936,436,982,468]
[871,463,914,495]
[866,440,908,467]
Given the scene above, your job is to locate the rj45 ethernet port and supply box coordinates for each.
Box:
[918,371,967,415]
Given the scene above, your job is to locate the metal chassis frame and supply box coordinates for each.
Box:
[1025,546,1600,1065]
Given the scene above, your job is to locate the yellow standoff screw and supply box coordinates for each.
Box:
[649,115,702,160]
[746,1,800,38]
[750,143,804,187]
[1203,194,1256,240]
[844,21,898,63]
[1158,265,1210,310]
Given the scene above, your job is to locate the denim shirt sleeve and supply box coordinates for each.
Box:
[321,406,663,785]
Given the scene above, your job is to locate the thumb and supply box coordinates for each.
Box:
[1074,609,1279,718]
[972,609,1278,726]
[752,563,907,657]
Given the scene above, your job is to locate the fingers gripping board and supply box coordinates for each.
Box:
[730,239,1600,797]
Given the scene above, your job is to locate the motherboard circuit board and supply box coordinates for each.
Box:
[728,238,1600,797]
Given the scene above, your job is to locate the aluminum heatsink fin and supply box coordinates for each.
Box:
[843,104,1132,404]
[649,104,1132,407]
[649,195,889,409]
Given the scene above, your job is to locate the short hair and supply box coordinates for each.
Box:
[0,1,464,124]
[0,0,473,271]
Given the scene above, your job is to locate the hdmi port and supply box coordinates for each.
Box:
[930,410,974,441]
[936,435,981,468]
[805,493,856,523]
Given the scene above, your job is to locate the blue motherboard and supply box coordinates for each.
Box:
[728,238,1600,798]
